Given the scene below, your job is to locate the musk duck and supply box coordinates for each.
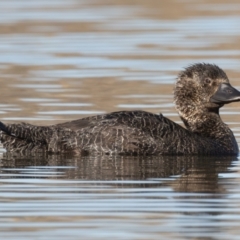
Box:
[1,63,240,156]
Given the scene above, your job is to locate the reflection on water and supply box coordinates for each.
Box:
[1,0,240,239]
[0,154,235,184]
[0,154,239,240]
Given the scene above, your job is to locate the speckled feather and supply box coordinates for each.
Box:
[0,63,239,156]
[0,110,237,156]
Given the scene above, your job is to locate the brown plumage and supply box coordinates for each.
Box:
[1,63,240,156]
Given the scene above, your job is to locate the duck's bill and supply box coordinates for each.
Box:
[210,83,240,104]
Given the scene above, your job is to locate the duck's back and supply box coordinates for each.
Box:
[0,110,237,155]
[0,111,183,155]
[57,110,192,155]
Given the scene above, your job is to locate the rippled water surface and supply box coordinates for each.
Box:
[1,0,240,239]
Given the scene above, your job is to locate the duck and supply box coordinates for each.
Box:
[1,63,240,156]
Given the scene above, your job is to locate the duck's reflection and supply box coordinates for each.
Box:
[0,153,237,194]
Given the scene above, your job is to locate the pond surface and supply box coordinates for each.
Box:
[1,0,240,239]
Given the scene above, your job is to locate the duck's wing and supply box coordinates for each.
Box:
[0,110,190,155]
[60,111,190,155]
[68,110,189,155]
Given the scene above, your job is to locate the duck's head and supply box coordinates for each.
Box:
[174,63,240,121]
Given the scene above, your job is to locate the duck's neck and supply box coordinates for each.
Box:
[183,110,239,155]
[181,110,219,136]
[180,108,234,141]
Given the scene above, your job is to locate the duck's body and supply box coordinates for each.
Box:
[1,63,240,156]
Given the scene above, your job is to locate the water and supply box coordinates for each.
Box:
[1,0,240,239]
[1,155,240,240]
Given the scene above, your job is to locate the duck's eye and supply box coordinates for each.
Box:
[204,78,211,84]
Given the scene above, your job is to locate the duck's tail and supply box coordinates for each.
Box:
[0,122,12,136]
[0,121,77,153]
